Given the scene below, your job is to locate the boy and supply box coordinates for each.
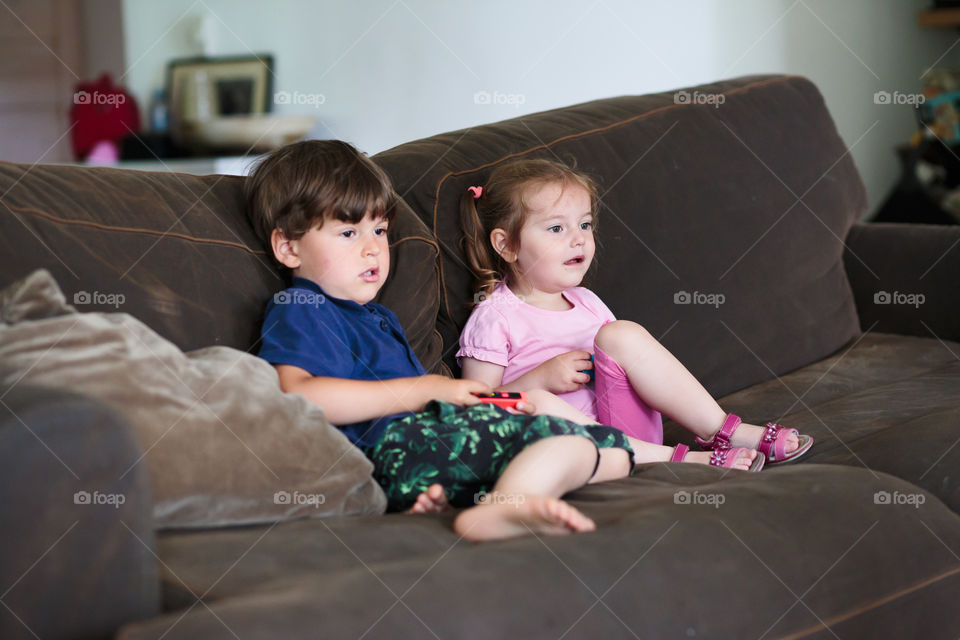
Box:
[246,140,635,541]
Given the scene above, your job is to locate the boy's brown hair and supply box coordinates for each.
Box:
[245,140,397,253]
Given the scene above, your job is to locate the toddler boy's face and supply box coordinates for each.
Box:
[283,213,390,304]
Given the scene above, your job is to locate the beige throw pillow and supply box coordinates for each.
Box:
[0,270,386,528]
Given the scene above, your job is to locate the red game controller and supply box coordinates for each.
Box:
[470,391,528,410]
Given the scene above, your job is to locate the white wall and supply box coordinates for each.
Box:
[81,0,125,81]
[121,0,960,216]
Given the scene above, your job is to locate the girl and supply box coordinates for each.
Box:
[458,158,813,468]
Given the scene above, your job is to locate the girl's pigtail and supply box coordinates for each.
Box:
[459,189,499,305]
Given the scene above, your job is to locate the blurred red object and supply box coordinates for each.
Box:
[69,73,140,160]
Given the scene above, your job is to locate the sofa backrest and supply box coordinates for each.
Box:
[0,164,444,371]
[374,75,868,397]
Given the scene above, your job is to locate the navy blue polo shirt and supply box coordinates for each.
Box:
[258,277,426,448]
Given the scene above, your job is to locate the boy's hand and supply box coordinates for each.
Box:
[533,351,593,394]
[512,399,538,415]
[422,375,492,407]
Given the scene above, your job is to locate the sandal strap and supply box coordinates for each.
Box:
[757,423,796,461]
[670,443,690,462]
[695,414,741,450]
[709,448,731,467]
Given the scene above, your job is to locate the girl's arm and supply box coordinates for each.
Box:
[460,357,507,388]
[462,354,591,395]
[276,365,490,424]
[461,357,548,392]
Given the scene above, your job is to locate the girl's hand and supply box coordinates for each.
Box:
[533,351,593,394]
[424,375,492,407]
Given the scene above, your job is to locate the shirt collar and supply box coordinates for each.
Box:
[290,276,379,314]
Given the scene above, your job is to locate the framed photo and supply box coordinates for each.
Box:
[167,54,274,128]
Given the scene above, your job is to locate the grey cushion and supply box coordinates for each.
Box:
[0,270,386,528]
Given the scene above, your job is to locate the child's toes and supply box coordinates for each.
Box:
[733,449,756,470]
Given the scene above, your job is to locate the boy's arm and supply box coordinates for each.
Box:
[276,365,491,424]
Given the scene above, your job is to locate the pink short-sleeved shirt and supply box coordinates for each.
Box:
[457,282,615,420]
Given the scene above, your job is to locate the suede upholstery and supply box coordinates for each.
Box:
[2,75,960,638]
[0,269,388,529]
[374,75,866,398]
[0,164,445,373]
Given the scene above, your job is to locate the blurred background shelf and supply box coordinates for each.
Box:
[919,8,960,27]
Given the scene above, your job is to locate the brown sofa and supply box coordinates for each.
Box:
[3,74,960,638]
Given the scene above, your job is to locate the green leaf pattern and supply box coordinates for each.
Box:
[369,400,633,511]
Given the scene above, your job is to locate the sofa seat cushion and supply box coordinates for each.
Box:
[666,332,960,512]
[122,464,960,639]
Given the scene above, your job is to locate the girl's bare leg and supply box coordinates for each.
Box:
[523,389,756,475]
[594,321,798,453]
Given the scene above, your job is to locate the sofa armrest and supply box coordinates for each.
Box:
[844,222,960,342]
[0,384,160,639]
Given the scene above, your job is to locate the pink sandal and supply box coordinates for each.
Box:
[670,443,765,472]
[696,414,813,467]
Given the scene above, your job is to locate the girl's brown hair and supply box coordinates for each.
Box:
[460,158,599,303]
[245,140,396,253]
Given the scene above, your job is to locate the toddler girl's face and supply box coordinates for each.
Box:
[509,181,595,295]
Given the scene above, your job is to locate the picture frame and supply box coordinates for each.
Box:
[166,54,274,136]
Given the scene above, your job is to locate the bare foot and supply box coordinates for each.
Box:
[681,448,757,471]
[453,494,596,542]
[406,484,451,514]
